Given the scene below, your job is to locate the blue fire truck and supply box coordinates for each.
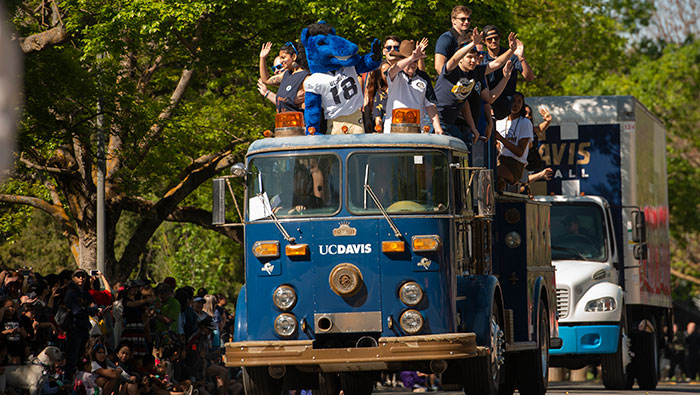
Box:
[212,120,559,395]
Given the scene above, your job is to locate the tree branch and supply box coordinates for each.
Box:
[672,268,700,286]
[18,24,67,54]
[0,193,76,237]
[19,153,72,174]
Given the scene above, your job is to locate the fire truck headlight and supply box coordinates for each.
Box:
[585,297,617,312]
[399,282,424,306]
[399,309,424,335]
[504,232,521,248]
[273,285,297,311]
[274,313,297,337]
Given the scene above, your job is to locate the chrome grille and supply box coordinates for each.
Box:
[556,288,569,319]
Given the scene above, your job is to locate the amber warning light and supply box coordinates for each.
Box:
[392,108,420,124]
[275,112,304,129]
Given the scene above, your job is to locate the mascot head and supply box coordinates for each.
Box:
[301,22,361,74]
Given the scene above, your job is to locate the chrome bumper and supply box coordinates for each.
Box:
[225,333,485,371]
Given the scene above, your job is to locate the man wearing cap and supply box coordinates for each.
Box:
[384,38,444,134]
[434,5,473,75]
[63,269,99,380]
[481,25,534,120]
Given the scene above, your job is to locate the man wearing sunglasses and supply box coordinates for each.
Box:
[434,5,472,75]
[481,25,534,120]
[382,36,402,66]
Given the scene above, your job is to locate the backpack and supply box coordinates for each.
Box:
[54,305,73,331]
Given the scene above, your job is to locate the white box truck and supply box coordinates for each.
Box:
[527,96,672,390]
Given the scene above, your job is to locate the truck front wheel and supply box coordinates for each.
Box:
[242,367,283,395]
[515,300,549,395]
[636,330,660,389]
[463,301,507,395]
[601,323,633,390]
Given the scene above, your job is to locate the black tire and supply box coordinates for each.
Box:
[601,322,634,390]
[463,301,506,395]
[316,372,340,395]
[242,367,283,395]
[516,300,549,395]
[339,371,375,395]
[636,330,660,390]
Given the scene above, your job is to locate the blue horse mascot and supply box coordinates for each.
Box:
[300,22,381,134]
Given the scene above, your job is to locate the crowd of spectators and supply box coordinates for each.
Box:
[258,5,555,195]
[0,267,242,395]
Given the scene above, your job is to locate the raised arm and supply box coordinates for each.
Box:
[444,28,482,73]
[482,60,514,103]
[485,32,517,75]
[514,39,535,81]
[259,42,274,84]
[387,38,428,80]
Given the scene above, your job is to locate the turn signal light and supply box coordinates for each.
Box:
[382,241,406,253]
[423,125,430,133]
[275,112,304,128]
[285,244,308,256]
[392,108,420,124]
[342,125,349,134]
[252,241,280,258]
[374,124,383,133]
[412,235,442,252]
[308,127,316,135]
[263,130,272,137]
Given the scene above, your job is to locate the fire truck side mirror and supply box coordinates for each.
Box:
[632,210,646,244]
[633,243,648,260]
[231,163,247,178]
[212,178,226,225]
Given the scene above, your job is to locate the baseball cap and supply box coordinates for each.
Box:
[389,40,416,60]
[193,296,205,303]
[483,25,500,38]
[73,269,88,278]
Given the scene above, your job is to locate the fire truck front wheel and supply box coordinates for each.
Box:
[242,367,283,395]
[339,371,377,395]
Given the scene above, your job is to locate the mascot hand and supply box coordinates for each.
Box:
[370,38,382,62]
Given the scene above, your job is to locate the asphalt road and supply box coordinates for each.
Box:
[372,381,700,394]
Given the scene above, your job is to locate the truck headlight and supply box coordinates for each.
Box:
[585,297,617,312]
[274,313,297,337]
[504,231,521,248]
[399,309,424,334]
[273,285,297,311]
[399,282,424,306]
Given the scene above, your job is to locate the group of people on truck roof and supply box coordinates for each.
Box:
[257,5,555,194]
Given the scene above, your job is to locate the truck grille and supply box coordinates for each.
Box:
[556,288,570,319]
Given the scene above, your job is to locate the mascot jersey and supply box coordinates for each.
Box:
[304,66,363,119]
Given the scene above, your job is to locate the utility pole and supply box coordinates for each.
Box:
[96,54,105,274]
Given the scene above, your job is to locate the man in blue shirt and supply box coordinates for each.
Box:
[481,25,535,120]
[434,5,472,75]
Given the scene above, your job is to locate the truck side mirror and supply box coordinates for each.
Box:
[212,178,226,225]
[474,169,494,217]
[632,210,646,243]
[231,163,247,178]
[633,243,648,260]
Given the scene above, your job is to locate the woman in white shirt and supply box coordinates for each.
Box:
[494,91,533,192]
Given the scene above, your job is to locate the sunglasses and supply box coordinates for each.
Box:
[270,64,284,73]
[284,41,297,55]
[385,45,400,52]
[485,36,500,42]
[455,17,471,23]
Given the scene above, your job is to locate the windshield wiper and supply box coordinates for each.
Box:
[255,193,296,244]
[551,246,588,261]
[364,184,403,239]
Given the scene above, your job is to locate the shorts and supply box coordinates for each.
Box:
[498,156,526,182]
[329,109,364,134]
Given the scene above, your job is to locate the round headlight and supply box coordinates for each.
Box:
[399,309,424,335]
[273,285,297,311]
[504,231,521,248]
[399,282,424,307]
[274,313,297,337]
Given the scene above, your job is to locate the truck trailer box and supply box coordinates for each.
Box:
[526,95,671,309]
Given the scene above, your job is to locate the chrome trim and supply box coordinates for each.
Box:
[247,143,470,156]
[313,311,382,334]
[251,240,280,258]
[556,287,570,319]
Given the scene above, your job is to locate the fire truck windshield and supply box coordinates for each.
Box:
[347,152,449,214]
[246,154,340,217]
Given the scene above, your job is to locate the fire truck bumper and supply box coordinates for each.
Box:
[225,333,485,371]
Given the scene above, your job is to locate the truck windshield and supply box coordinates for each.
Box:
[550,204,607,261]
[347,152,449,214]
[246,154,340,217]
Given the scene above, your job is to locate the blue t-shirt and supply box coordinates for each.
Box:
[276,69,310,113]
[435,29,460,59]
[434,64,487,126]
[481,47,523,119]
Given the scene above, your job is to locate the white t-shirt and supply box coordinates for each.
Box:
[496,116,533,164]
[383,71,436,133]
[304,66,363,120]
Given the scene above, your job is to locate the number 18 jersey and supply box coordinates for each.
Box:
[304,66,363,120]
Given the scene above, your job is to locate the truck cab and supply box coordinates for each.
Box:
[214,132,557,395]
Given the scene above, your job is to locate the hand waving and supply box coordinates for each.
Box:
[260,42,272,59]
